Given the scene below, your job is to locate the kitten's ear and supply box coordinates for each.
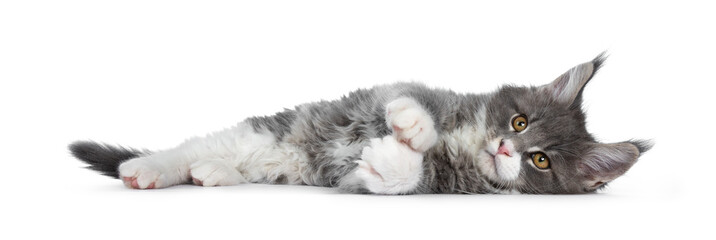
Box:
[578,140,653,191]
[541,52,607,108]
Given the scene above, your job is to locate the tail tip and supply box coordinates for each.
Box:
[68,141,144,179]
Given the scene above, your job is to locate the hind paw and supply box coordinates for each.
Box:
[189,160,246,187]
[118,158,166,189]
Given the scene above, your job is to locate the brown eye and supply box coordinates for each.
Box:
[531,152,550,169]
[511,114,528,132]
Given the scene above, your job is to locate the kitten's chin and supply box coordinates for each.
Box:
[494,154,521,181]
[476,150,521,182]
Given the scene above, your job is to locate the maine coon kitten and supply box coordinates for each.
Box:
[70,53,652,194]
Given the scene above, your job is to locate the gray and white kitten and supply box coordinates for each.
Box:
[70,53,652,194]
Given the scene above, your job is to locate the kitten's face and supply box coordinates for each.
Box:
[474,54,651,194]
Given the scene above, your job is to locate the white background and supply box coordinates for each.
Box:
[1,1,713,239]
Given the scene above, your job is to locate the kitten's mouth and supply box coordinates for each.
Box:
[480,151,510,188]
[484,151,497,166]
[482,149,521,182]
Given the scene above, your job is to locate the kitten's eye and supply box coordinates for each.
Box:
[531,152,550,169]
[511,114,528,132]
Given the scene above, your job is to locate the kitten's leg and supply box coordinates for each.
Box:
[385,97,439,152]
[118,122,300,189]
[120,155,248,189]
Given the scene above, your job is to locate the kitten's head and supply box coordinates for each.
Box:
[476,53,653,194]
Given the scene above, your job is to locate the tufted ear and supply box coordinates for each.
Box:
[541,52,607,108]
[578,140,653,190]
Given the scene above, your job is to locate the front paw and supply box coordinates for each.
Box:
[386,97,438,152]
[354,136,424,194]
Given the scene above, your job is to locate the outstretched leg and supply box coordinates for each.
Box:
[118,122,303,189]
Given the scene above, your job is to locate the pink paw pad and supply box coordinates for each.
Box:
[191,177,203,186]
[122,176,156,189]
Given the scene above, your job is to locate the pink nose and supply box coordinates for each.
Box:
[497,144,511,157]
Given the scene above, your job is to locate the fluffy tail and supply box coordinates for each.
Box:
[69,141,148,178]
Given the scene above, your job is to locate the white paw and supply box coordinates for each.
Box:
[118,157,166,189]
[386,97,438,152]
[355,136,424,194]
[189,160,246,187]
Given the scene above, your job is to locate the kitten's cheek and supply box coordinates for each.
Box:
[476,152,498,180]
[494,155,521,181]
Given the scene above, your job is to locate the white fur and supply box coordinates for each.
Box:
[494,155,521,181]
[354,136,424,194]
[385,97,438,152]
[118,122,306,189]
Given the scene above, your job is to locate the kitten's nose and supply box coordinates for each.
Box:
[497,140,512,157]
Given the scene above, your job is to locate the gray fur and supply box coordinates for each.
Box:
[268,83,467,188]
[246,53,649,194]
[247,110,297,140]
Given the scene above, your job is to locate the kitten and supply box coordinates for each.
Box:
[70,53,652,194]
